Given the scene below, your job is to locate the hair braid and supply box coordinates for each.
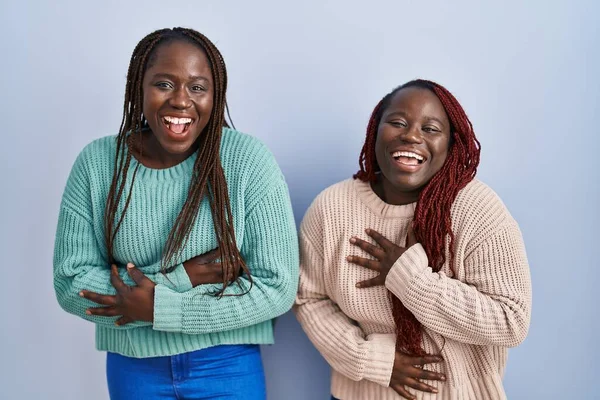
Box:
[355,79,481,355]
[104,27,251,297]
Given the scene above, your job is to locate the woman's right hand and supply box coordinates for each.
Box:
[183,248,236,287]
[390,352,446,399]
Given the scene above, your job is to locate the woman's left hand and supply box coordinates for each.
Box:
[347,227,418,288]
[80,264,156,326]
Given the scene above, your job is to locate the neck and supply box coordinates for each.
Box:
[372,176,421,205]
[129,131,198,169]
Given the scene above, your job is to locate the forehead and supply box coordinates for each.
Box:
[385,87,448,122]
[145,40,212,77]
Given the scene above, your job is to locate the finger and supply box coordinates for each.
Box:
[365,228,396,251]
[413,366,446,382]
[204,262,226,281]
[110,264,128,292]
[412,354,444,366]
[407,224,418,247]
[115,316,134,326]
[391,384,416,400]
[403,377,439,394]
[197,248,221,264]
[86,306,120,317]
[210,263,237,282]
[346,255,381,271]
[349,236,385,259]
[126,263,153,287]
[356,276,384,288]
[79,290,117,306]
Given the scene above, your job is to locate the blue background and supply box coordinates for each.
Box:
[1,0,598,398]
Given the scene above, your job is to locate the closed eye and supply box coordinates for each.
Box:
[423,126,441,133]
[191,85,207,92]
[155,82,173,90]
[388,120,408,128]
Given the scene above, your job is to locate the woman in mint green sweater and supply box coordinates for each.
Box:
[53,27,299,400]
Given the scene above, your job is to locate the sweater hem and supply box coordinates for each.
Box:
[95,320,275,358]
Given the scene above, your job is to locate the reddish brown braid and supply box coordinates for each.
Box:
[104,27,251,296]
[355,79,481,355]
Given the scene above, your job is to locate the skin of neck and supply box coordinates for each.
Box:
[129,130,201,169]
[371,175,423,205]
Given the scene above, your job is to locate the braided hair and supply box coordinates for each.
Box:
[355,79,481,354]
[104,27,250,295]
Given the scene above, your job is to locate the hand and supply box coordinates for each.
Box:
[347,226,417,288]
[183,248,241,287]
[390,352,446,399]
[80,264,156,326]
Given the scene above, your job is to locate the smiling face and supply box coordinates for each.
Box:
[141,39,214,166]
[374,86,452,204]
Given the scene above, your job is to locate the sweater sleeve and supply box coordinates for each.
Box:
[385,220,531,347]
[53,151,193,329]
[293,198,396,387]
[152,177,299,334]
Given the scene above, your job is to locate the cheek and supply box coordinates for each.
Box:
[374,126,391,166]
[193,94,214,118]
[142,96,149,116]
[431,140,451,172]
[203,95,215,114]
[374,137,386,168]
[142,92,159,117]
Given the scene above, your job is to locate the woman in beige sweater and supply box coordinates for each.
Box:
[294,79,531,400]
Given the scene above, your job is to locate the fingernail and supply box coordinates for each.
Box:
[346,255,352,261]
[433,389,438,393]
[349,237,356,244]
[127,263,134,269]
[85,310,91,315]
[114,322,120,326]
[441,375,446,381]
[365,228,371,234]
[79,291,84,297]
[355,283,361,288]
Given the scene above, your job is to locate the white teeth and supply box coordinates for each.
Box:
[391,151,424,161]
[163,116,192,124]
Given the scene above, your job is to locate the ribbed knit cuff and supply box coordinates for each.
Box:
[153,284,184,332]
[363,333,397,386]
[385,243,429,302]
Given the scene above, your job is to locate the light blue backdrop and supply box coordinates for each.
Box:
[1,0,598,399]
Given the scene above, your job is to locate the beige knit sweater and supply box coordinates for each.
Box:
[294,178,531,400]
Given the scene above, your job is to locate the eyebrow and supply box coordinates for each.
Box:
[385,111,447,128]
[150,73,210,82]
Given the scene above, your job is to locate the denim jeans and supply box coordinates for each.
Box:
[106,344,266,399]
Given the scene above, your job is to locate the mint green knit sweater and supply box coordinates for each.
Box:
[53,128,299,358]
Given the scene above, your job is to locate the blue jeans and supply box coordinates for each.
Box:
[106,345,266,400]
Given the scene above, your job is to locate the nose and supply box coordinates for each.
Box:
[400,124,423,144]
[169,87,192,110]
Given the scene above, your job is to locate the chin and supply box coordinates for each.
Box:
[388,175,430,193]
[157,138,196,155]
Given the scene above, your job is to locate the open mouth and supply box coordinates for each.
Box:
[391,151,426,166]
[162,116,193,134]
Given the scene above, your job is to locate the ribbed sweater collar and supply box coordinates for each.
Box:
[352,178,416,219]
